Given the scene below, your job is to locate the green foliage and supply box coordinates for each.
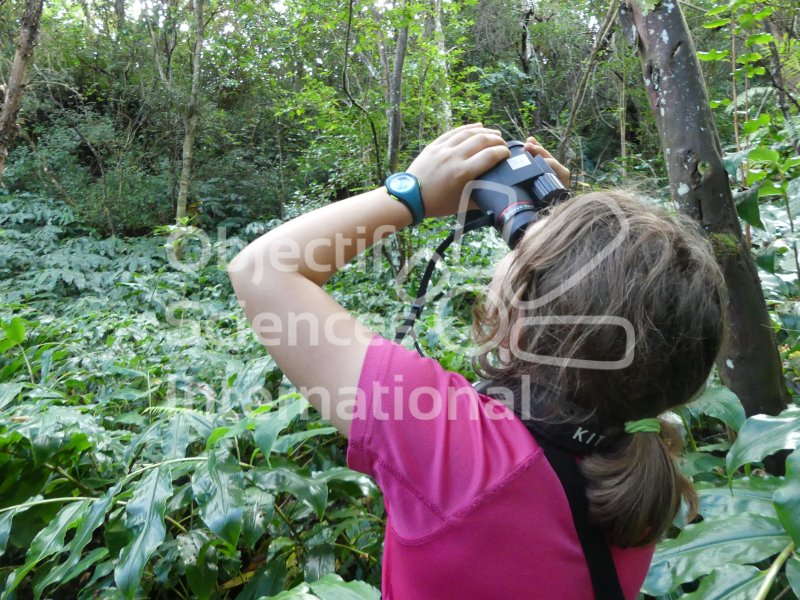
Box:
[727,407,800,479]
[0,195,383,597]
[647,394,800,599]
[265,573,380,600]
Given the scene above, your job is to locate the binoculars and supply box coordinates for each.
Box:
[471,140,570,248]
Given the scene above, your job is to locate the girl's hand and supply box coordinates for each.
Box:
[523,136,571,188]
[406,123,511,218]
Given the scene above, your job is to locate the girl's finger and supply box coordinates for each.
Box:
[546,159,571,187]
[524,141,554,160]
[524,141,569,186]
[445,126,503,149]
[453,132,507,160]
[432,123,483,146]
[463,144,512,176]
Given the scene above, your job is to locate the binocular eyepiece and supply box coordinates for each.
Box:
[471,140,570,249]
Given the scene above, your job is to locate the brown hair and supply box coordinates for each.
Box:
[472,190,727,547]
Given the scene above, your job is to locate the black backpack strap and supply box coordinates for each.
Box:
[535,436,626,600]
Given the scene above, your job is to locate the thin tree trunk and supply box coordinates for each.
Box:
[617,34,627,177]
[519,4,533,75]
[432,0,452,130]
[555,0,617,166]
[621,0,788,416]
[143,0,170,87]
[115,0,125,32]
[386,9,409,175]
[385,7,411,270]
[344,0,382,185]
[175,0,203,221]
[370,7,391,104]
[766,24,800,153]
[0,0,44,186]
[67,121,117,235]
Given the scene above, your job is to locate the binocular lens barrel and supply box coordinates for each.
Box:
[471,140,570,249]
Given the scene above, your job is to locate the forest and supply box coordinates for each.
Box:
[0,0,799,597]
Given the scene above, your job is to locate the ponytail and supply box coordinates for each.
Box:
[580,419,697,548]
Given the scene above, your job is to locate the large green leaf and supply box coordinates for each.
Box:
[265,588,318,600]
[254,395,308,462]
[773,450,800,545]
[684,384,746,432]
[34,484,121,599]
[726,406,800,479]
[682,564,765,600]
[0,510,13,558]
[242,487,274,548]
[185,542,218,600]
[273,427,338,454]
[0,383,23,411]
[308,573,381,599]
[733,187,765,230]
[697,48,730,61]
[264,574,381,600]
[114,466,173,599]
[206,417,251,449]
[722,148,751,177]
[696,477,780,519]
[251,467,328,518]
[3,500,90,596]
[304,543,336,583]
[226,356,276,410]
[191,450,244,546]
[163,413,190,459]
[2,318,26,345]
[749,145,780,165]
[787,553,800,596]
[643,513,790,595]
[679,451,726,478]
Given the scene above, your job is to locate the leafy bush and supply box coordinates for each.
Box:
[645,388,800,599]
[0,194,385,598]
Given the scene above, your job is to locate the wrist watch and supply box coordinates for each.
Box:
[385,172,424,225]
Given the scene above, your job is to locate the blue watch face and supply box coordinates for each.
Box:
[390,174,416,193]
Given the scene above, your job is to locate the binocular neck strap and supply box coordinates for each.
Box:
[394,212,494,355]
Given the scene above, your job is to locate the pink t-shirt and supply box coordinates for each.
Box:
[347,335,653,599]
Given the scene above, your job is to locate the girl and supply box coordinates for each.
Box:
[228,124,726,599]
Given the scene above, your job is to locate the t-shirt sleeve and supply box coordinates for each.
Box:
[347,334,537,540]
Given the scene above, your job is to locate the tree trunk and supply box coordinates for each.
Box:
[386,10,409,175]
[431,0,452,130]
[519,5,533,75]
[622,0,788,416]
[176,0,203,221]
[370,7,391,105]
[555,0,617,166]
[617,33,628,178]
[115,0,125,32]
[765,23,800,153]
[385,8,411,271]
[0,0,44,186]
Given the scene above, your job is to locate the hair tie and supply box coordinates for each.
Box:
[624,418,661,434]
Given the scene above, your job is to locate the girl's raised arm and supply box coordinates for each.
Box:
[227,124,510,437]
